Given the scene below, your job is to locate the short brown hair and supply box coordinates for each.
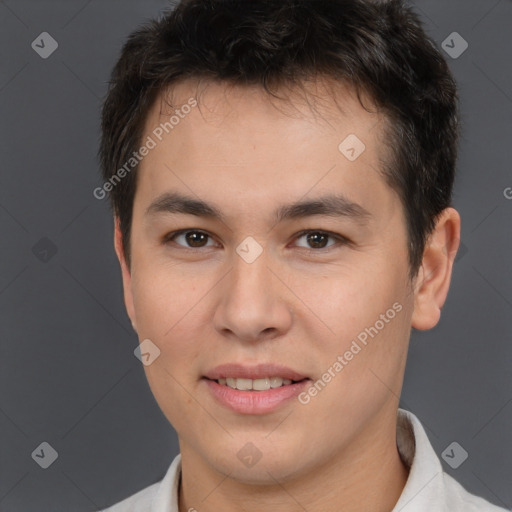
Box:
[99,0,460,279]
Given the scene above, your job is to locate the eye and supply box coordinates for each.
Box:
[163,229,217,249]
[293,230,349,251]
[162,228,350,253]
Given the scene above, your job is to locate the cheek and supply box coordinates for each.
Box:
[307,268,409,380]
[133,262,214,339]
[131,268,206,409]
[301,269,395,332]
[131,262,201,332]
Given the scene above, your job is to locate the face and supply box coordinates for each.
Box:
[115,79,424,483]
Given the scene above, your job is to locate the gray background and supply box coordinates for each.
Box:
[0,1,511,511]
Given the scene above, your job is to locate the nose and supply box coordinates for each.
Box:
[212,247,293,343]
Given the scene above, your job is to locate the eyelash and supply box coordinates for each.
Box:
[162,229,350,254]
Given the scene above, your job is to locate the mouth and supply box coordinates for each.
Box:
[203,376,309,391]
[202,376,312,414]
[202,363,311,413]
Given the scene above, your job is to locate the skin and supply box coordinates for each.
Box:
[113,78,460,512]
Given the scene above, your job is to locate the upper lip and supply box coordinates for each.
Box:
[203,363,309,381]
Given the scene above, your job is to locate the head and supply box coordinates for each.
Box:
[99,0,461,484]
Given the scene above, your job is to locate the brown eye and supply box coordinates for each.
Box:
[294,230,344,250]
[304,232,329,249]
[165,230,215,248]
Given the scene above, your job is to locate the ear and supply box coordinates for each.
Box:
[411,207,461,331]
[113,216,137,333]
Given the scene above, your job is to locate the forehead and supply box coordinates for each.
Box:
[135,78,396,225]
[146,77,386,147]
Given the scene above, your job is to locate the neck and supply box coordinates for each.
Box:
[178,407,410,512]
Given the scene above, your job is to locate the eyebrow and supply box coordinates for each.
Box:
[145,191,372,226]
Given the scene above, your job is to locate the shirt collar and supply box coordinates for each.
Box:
[392,408,445,511]
[150,451,181,512]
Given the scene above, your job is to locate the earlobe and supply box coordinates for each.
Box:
[113,216,138,333]
[411,207,461,331]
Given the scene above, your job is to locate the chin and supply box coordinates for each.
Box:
[203,443,310,485]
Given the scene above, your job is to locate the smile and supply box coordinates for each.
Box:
[213,377,306,391]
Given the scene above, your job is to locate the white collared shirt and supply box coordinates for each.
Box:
[99,408,507,512]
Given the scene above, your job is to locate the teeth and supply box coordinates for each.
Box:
[217,377,295,391]
[269,377,286,388]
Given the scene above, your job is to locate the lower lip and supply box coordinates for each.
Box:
[203,378,311,414]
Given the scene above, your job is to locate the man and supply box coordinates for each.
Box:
[96,0,507,510]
